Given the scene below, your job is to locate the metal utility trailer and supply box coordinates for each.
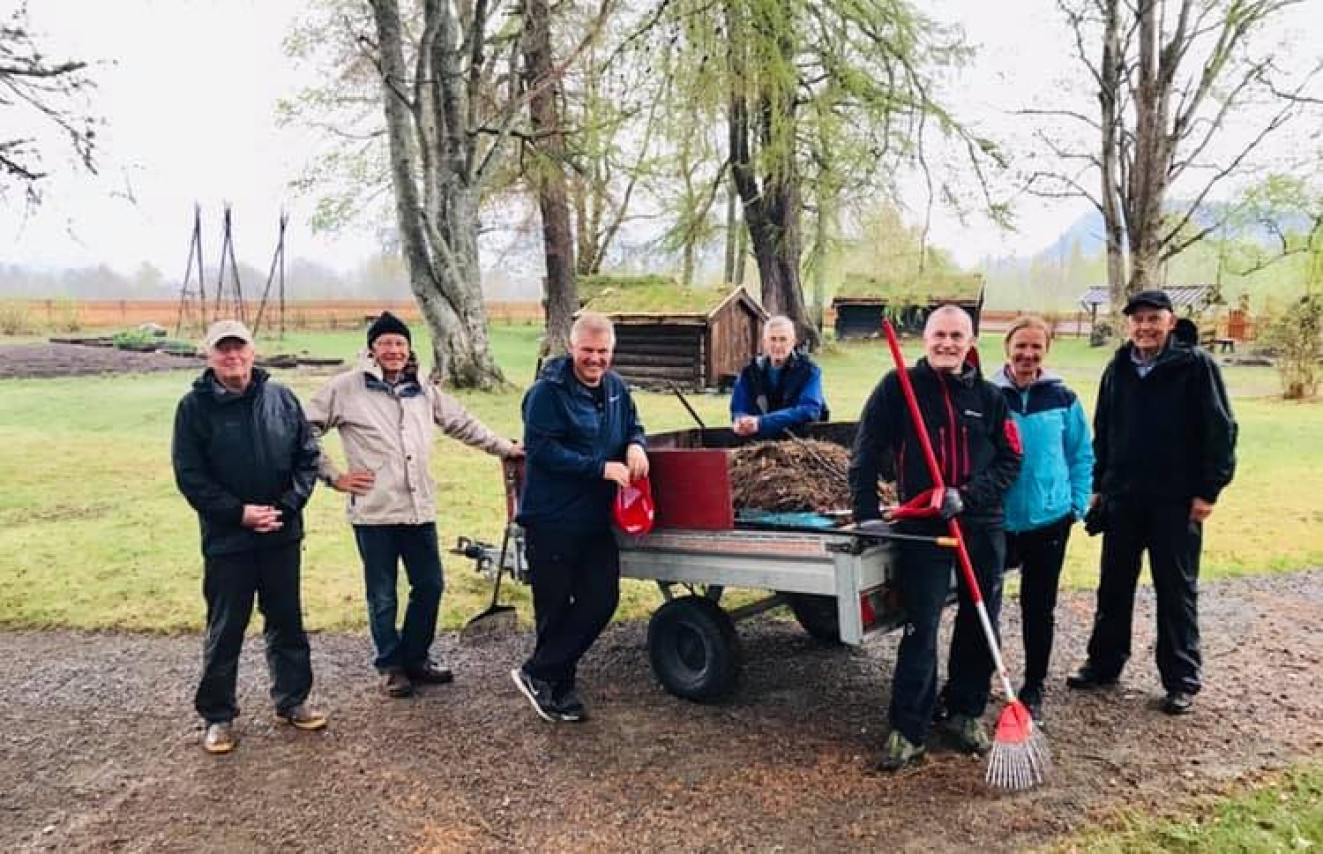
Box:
[616,524,907,701]
[463,422,946,703]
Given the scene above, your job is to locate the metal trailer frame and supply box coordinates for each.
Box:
[615,526,911,701]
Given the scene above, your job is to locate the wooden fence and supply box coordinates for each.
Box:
[5,299,545,332]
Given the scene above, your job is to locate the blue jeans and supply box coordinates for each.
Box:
[352,524,444,672]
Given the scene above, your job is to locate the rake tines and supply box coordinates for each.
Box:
[985,700,1051,791]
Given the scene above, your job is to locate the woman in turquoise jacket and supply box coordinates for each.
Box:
[992,316,1094,723]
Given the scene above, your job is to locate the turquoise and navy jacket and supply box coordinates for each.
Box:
[991,367,1093,534]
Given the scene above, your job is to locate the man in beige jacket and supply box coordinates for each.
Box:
[306,312,522,698]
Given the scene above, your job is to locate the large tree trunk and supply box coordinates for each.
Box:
[369,0,505,388]
[523,0,577,356]
[1098,0,1128,314]
[726,0,817,347]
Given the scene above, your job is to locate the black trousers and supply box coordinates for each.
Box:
[521,525,620,689]
[890,522,1005,745]
[1085,498,1202,694]
[195,540,313,723]
[1006,515,1073,690]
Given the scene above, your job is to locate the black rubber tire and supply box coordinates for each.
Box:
[647,596,740,701]
[787,593,842,645]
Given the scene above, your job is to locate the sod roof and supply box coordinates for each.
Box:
[832,273,984,303]
[581,277,760,316]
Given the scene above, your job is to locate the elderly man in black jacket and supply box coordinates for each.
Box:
[1069,290,1237,715]
[172,319,326,755]
[850,305,1022,773]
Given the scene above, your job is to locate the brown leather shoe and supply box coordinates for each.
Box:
[203,721,236,755]
[382,670,414,698]
[276,704,328,731]
[405,662,454,685]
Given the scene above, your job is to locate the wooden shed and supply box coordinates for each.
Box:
[831,274,985,340]
[582,284,767,390]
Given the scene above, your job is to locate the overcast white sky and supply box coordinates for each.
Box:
[0,0,1313,278]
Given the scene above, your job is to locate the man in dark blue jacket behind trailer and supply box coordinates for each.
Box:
[512,312,649,723]
[730,315,829,439]
[171,319,326,756]
[849,305,1022,774]
[1068,290,1237,716]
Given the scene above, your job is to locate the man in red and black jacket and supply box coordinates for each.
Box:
[849,305,1022,773]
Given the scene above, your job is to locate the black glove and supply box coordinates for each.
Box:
[1083,498,1108,536]
[937,488,964,520]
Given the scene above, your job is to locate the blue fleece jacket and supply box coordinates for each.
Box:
[516,355,646,533]
[729,353,827,439]
[992,366,1094,533]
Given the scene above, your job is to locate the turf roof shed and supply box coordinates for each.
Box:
[830,274,986,339]
[582,283,767,390]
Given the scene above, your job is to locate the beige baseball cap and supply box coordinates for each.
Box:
[203,319,253,350]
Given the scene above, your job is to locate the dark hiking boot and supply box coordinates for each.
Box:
[382,670,414,698]
[406,662,454,685]
[276,704,328,731]
[875,731,926,774]
[1018,683,1045,726]
[553,685,588,723]
[203,721,236,755]
[1161,691,1194,716]
[511,668,559,723]
[940,713,992,755]
[1066,662,1120,690]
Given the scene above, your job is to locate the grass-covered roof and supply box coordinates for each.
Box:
[580,276,757,316]
[833,273,984,303]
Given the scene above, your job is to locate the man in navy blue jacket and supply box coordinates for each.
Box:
[730,315,828,439]
[512,312,648,722]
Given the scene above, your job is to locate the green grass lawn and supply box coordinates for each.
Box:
[1058,765,1323,852]
[0,328,1320,632]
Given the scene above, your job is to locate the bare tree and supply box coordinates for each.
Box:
[1026,0,1321,309]
[0,1,98,206]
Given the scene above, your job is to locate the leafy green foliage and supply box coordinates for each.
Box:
[1262,288,1323,400]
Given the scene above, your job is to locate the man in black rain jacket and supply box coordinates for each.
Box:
[172,319,325,754]
[850,305,1022,772]
[1068,290,1237,716]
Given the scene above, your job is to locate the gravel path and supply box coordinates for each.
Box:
[2,570,1321,852]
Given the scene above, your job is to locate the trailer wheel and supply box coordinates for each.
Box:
[787,593,842,645]
[647,596,739,701]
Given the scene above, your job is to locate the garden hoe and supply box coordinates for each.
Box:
[882,319,1050,791]
[459,457,524,643]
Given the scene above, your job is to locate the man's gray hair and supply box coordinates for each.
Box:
[923,304,974,335]
[763,315,797,340]
[570,311,616,347]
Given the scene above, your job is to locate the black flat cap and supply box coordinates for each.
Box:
[1122,289,1173,314]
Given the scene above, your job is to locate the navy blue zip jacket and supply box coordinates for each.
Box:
[850,359,1022,527]
[1093,339,1237,503]
[729,352,829,439]
[172,367,321,557]
[516,355,647,533]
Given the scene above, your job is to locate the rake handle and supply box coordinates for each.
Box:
[881,321,1015,700]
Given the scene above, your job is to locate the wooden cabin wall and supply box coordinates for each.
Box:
[706,302,762,386]
[610,324,706,389]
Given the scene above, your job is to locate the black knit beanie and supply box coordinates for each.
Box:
[367,311,412,347]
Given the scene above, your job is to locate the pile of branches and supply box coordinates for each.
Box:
[729,439,855,513]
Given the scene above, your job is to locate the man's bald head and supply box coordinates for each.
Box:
[922,304,975,372]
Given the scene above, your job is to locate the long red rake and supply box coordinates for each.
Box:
[882,320,1049,791]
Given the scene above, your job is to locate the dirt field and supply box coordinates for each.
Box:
[2,570,1320,852]
[0,343,203,379]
